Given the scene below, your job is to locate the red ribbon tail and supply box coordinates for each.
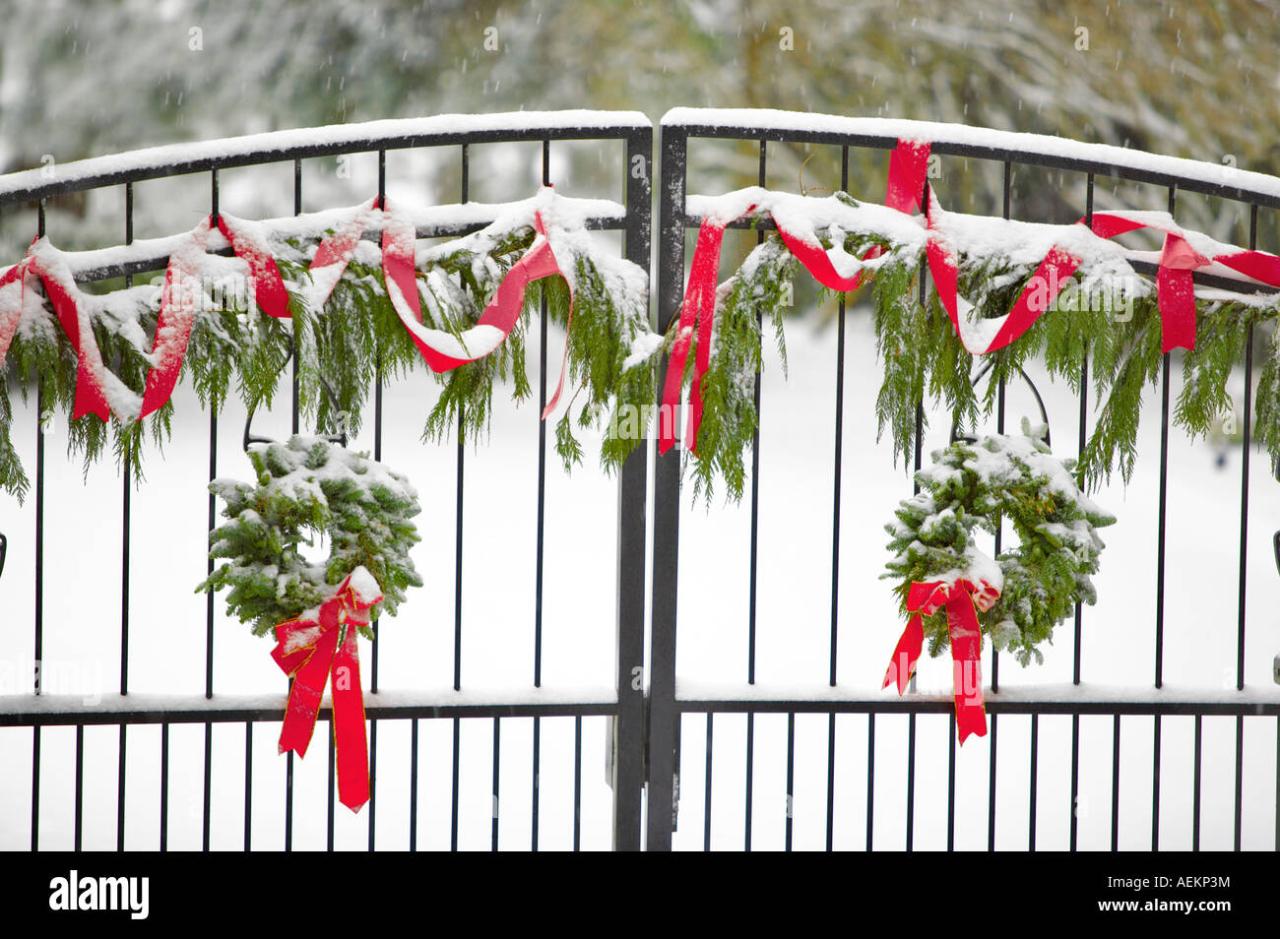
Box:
[274,623,340,761]
[33,261,112,422]
[331,629,370,812]
[660,219,725,455]
[140,224,209,419]
[1156,265,1198,353]
[946,589,987,744]
[882,612,924,695]
[683,222,727,455]
[885,139,932,214]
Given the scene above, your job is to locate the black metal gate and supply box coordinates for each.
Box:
[1,108,1279,851]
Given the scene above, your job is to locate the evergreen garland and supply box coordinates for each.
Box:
[198,435,422,637]
[0,198,659,501]
[883,419,1116,665]
[687,202,1280,501]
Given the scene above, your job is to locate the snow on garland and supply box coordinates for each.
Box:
[0,188,659,501]
[671,162,1280,501]
[198,435,422,811]
[881,420,1115,741]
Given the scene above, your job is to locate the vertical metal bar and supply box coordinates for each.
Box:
[1152,715,1162,849]
[1029,714,1039,851]
[1192,713,1202,851]
[905,709,916,851]
[825,713,837,852]
[291,158,302,436]
[1069,173,1095,858]
[31,201,45,853]
[703,713,714,851]
[825,145,849,857]
[327,727,335,851]
[829,145,849,689]
[122,180,134,699]
[450,719,460,852]
[1155,186,1176,688]
[409,719,419,851]
[646,123,687,852]
[612,128,651,852]
[285,160,301,850]
[744,712,754,851]
[573,716,583,852]
[205,407,217,666]
[285,750,294,852]
[744,138,768,853]
[1075,173,1094,684]
[947,714,957,851]
[1070,714,1080,851]
[491,718,501,852]
[244,722,253,850]
[1111,715,1121,851]
[987,710,999,850]
[118,180,134,855]
[74,725,83,850]
[369,165,385,850]
[785,712,795,852]
[1233,714,1243,851]
[30,726,39,851]
[368,721,378,851]
[991,162,1012,694]
[202,168,220,856]
[1237,204,1257,691]
[159,723,169,852]
[451,143,469,854]
[531,138,551,853]
[865,714,875,851]
[202,721,212,851]
[116,723,126,850]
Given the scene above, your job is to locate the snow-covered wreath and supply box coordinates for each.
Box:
[883,419,1115,667]
[199,435,422,636]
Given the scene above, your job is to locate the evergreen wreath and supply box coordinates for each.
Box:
[882,418,1116,666]
[198,435,422,637]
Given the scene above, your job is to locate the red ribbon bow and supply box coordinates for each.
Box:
[270,570,382,812]
[882,577,999,744]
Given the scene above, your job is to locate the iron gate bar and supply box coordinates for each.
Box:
[0,112,653,207]
[0,696,618,727]
[658,109,1280,208]
[670,695,1280,717]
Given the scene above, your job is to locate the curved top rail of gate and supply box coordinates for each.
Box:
[0,109,652,207]
[661,107,1280,208]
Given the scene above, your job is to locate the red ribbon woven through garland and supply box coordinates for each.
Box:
[309,195,577,419]
[660,139,933,456]
[0,215,290,422]
[270,569,382,812]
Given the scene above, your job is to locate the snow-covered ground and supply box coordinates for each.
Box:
[1,232,1278,850]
